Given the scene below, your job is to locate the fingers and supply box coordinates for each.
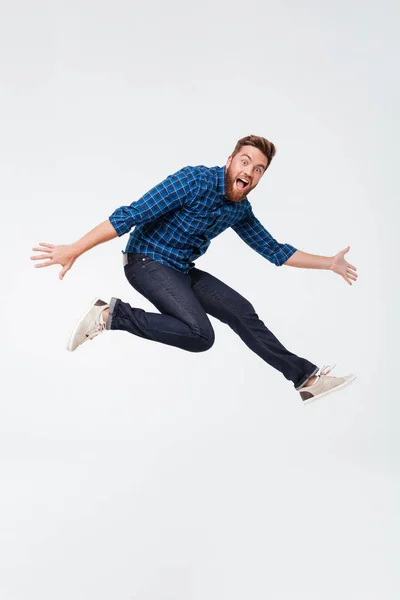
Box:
[30,254,52,260]
[32,246,52,253]
[31,243,54,267]
[347,269,358,279]
[345,260,358,278]
[346,259,357,271]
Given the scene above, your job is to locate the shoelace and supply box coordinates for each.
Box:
[318,363,337,379]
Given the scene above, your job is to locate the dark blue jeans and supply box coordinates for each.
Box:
[106,252,318,390]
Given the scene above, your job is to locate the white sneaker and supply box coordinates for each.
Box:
[299,363,357,405]
[67,297,109,352]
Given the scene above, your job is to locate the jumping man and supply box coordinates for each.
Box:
[31,135,358,404]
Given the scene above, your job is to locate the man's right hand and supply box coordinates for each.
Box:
[30,243,78,280]
[31,219,119,280]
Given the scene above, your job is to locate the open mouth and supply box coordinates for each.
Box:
[236,177,249,191]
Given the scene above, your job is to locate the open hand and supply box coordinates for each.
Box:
[331,246,358,286]
[30,242,77,280]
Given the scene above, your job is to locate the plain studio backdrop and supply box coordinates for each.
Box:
[0,1,398,599]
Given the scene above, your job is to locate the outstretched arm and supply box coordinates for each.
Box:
[30,219,118,280]
[285,246,358,286]
[232,210,358,286]
[31,167,196,280]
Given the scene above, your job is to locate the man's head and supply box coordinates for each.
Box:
[224,134,276,203]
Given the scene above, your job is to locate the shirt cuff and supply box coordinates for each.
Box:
[277,244,297,266]
[108,214,131,237]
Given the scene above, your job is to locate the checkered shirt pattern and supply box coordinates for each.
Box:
[108,165,297,273]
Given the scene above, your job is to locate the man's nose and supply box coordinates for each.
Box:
[243,167,253,179]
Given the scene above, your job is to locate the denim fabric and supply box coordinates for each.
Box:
[107,253,318,389]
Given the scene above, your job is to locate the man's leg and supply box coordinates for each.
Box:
[189,267,318,389]
[106,253,215,353]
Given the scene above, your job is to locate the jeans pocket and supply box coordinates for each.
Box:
[124,257,160,290]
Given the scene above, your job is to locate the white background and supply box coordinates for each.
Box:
[1,1,399,598]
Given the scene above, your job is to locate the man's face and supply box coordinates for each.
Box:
[224,145,268,203]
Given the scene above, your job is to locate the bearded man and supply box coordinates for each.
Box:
[31,135,358,404]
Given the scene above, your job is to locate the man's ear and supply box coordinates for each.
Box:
[226,155,232,169]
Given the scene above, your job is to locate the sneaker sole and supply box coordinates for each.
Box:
[302,374,357,405]
[66,296,101,352]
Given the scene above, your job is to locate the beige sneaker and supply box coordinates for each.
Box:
[299,364,356,405]
[67,298,109,352]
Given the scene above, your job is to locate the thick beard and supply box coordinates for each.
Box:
[224,165,249,203]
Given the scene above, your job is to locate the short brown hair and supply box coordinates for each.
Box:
[231,134,276,171]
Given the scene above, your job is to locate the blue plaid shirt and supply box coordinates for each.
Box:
[109,165,297,274]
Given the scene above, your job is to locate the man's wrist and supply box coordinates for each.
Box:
[70,241,84,258]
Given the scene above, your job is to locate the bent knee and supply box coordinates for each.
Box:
[190,327,215,352]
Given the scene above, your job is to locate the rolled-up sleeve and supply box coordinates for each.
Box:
[232,210,297,266]
[109,167,193,236]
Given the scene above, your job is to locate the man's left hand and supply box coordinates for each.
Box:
[331,246,358,285]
